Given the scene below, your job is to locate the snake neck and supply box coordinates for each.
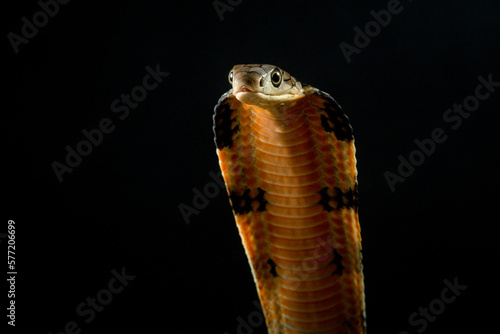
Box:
[246,99,305,134]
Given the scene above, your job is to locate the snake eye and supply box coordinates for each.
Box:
[228,71,234,84]
[270,68,282,87]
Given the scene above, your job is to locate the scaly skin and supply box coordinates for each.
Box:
[214,65,365,333]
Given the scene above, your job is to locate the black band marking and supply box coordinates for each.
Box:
[317,91,354,141]
[229,187,267,215]
[319,187,334,211]
[332,249,345,276]
[267,258,278,277]
[213,93,239,150]
[318,186,359,211]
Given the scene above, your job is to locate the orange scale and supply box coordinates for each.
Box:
[311,125,327,135]
[280,294,344,313]
[281,308,341,324]
[239,105,251,116]
[266,204,324,219]
[335,160,346,170]
[324,176,336,187]
[347,306,360,315]
[246,178,258,189]
[244,167,255,178]
[306,113,320,121]
[241,155,254,165]
[334,152,345,163]
[343,294,358,306]
[282,315,345,332]
[341,210,355,222]
[337,174,348,185]
[322,166,336,176]
[232,175,244,188]
[229,163,243,175]
[333,235,347,246]
[323,156,334,166]
[341,275,357,287]
[230,152,240,162]
[252,216,263,227]
[242,136,253,146]
[318,145,332,155]
[239,145,253,155]
[315,133,329,143]
[336,248,349,260]
[254,231,266,239]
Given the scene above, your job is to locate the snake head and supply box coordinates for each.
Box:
[228,64,304,109]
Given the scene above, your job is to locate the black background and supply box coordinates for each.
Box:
[4,0,500,333]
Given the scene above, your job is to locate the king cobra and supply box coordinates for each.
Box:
[213,64,366,333]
